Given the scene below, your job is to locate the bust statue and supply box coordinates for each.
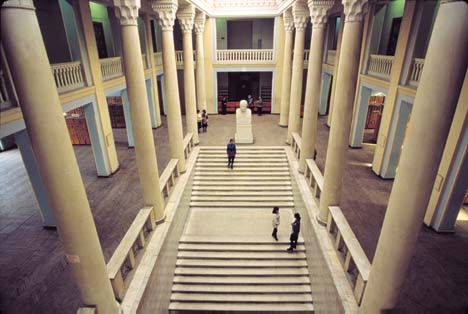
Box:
[235,99,253,143]
[236,99,251,125]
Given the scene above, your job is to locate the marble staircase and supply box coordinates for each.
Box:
[169,147,314,312]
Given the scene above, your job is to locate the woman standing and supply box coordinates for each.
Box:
[271,207,280,241]
[287,213,301,252]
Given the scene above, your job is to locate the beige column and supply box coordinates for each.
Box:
[77,0,120,174]
[143,13,162,127]
[327,13,344,127]
[153,0,186,173]
[361,1,468,311]
[114,1,165,220]
[194,11,207,111]
[286,0,310,144]
[278,9,294,127]
[0,2,119,312]
[318,0,368,222]
[177,4,199,144]
[298,0,334,172]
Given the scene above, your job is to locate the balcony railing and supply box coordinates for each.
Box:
[51,61,85,93]
[408,58,425,87]
[367,54,394,80]
[303,49,310,63]
[326,50,336,65]
[216,49,274,63]
[153,52,162,67]
[100,57,123,81]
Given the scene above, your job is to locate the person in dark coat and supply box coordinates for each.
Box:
[221,96,228,115]
[287,213,301,252]
[226,138,236,169]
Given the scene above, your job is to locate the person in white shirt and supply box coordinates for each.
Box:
[271,206,280,241]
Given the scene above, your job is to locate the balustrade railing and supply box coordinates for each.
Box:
[175,50,184,66]
[0,70,8,104]
[303,49,310,63]
[367,54,394,80]
[153,52,163,66]
[142,53,148,69]
[326,50,336,65]
[216,49,274,63]
[408,58,425,87]
[51,61,85,93]
[100,57,123,81]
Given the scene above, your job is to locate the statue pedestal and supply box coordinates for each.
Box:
[235,124,253,144]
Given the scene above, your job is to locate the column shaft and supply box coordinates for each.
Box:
[299,25,326,172]
[120,25,165,219]
[182,31,199,144]
[161,30,186,171]
[286,28,306,143]
[279,10,294,126]
[1,3,118,311]
[361,1,468,310]
[195,32,207,111]
[318,18,365,222]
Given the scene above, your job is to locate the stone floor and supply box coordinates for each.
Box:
[0,113,467,313]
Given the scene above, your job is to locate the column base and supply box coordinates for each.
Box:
[316,215,327,226]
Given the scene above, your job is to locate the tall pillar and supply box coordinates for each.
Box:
[194,11,207,111]
[318,0,368,222]
[77,0,120,175]
[114,0,165,220]
[153,0,186,173]
[142,13,162,127]
[278,9,294,127]
[286,0,309,143]
[1,2,119,312]
[177,4,199,145]
[298,0,334,172]
[361,1,468,311]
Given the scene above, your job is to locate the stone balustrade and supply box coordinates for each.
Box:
[367,54,394,80]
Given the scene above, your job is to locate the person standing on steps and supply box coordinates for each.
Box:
[287,213,301,252]
[221,96,228,115]
[247,94,254,111]
[202,109,208,132]
[272,207,280,241]
[197,109,202,132]
[226,138,236,169]
[256,96,263,116]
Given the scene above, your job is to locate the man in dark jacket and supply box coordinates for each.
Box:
[287,213,301,252]
[226,138,236,169]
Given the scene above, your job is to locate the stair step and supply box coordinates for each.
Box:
[194,176,291,181]
[192,186,292,191]
[172,275,311,285]
[191,191,293,196]
[177,251,306,260]
[172,284,312,294]
[190,196,294,202]
[169,302,314,312]
[193,181,291,186]
[197,158,288,162]
[178,243,303,252]
[176,259,307,268]
[195,167,290,172]
[194,171,290,176]
[170,292,313,303]
[174,267,309,276]
[179,235,305,245]
[189,201,295,207]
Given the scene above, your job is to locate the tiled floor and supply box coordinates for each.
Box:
[0,113,467,313]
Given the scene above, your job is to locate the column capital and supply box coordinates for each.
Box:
[308,0,334,26]
[283,9,295,32]
[342,0,369,22]
[194,11,206,34]
[292,0,310,31]
[2,0,35,9]
[152,0,178,31]
[113,0,140,26]
[176,4,195,33]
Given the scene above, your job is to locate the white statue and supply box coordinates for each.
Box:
[235,99,253,143]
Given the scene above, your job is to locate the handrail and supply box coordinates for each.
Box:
[327,206,371,305]
[216,49,274,63]
[50,61,85,93]
[183,132,194,159]
[159,158,180,197]
[408,58,425,87]
[291,132,302,160]
[326,50,336,65]
[305,159,324,199]
[367,54,394,80]
[106,206,155,301]
[99,57,123,81]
